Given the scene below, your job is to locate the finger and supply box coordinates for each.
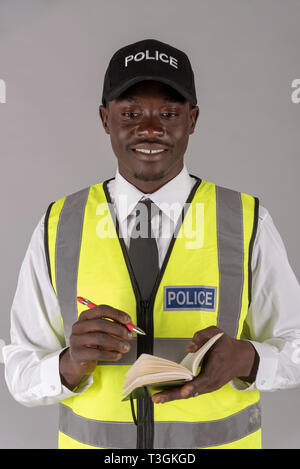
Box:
[71,345,123,362]
[151,369,218,404]
[188,365,226,396]
[72,318,133,340]
[78,304,132,325]
[71,332,131,354]
[152,376,214,404]
[97,350,124,361]
[152,381,196,404]
[186,326,221,352]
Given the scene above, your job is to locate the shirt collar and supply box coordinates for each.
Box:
[112,164,194,224]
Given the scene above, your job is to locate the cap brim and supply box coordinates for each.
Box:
[106,75,197,106]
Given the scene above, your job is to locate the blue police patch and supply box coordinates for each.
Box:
[164,286,217,311]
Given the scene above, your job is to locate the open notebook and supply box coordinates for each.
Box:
[122,332,223,400]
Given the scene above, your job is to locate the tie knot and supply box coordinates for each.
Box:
[137,198,160,220]
[131,198,160,239]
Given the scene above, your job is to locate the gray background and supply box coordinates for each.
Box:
[0,0,299,449]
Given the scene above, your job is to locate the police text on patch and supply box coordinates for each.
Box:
[164,286,217,311]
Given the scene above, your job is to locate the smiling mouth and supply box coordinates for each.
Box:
[131,148,168,155]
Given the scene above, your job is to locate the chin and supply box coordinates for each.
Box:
[132,169,166,182]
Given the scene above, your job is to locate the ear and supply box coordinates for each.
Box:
[189,106,199,135]
[99,104,110,134]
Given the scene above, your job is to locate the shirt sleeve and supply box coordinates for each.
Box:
[230,205,300,391]
[2,213,93,407]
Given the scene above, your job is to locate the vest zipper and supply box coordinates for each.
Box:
[136,298,154,449]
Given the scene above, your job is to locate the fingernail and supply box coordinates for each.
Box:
[183,386,193,397]
[187,345,196,351]
[153,397,164,404]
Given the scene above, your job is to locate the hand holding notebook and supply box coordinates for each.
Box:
[122,326,259,403]
[122,332,224,400]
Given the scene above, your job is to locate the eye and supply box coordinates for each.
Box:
[121,111,140,119]
[161,112,179,118]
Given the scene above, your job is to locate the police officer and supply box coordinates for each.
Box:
[3,39,300,449]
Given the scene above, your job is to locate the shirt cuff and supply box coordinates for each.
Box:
[230,340,279,391]
[40,349,93,399]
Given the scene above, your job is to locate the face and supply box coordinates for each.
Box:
[99,80,199,193]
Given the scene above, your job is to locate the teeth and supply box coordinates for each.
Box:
[134,149,165,154]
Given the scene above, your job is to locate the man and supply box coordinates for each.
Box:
[3,39,300,449]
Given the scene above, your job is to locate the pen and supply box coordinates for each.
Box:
[77,296,146,336]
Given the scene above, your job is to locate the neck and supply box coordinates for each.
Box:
[118,162,184,194]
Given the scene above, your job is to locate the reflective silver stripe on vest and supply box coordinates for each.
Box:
[59,401,261,448]
[55,187,90,346]
[215,186,244,337]
[98,338,192,365]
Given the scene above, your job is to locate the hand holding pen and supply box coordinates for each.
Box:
[77,297,145,335]
[59,301,145,392]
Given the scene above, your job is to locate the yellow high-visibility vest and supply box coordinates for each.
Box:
[45,174,261,449]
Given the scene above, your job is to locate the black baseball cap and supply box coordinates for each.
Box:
[101,39,197,107]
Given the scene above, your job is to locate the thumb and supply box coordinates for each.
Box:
[186,326,222,352]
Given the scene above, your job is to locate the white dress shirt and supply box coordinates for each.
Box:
[3,164,300,406]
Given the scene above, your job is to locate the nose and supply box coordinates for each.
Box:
[136,114,164,138]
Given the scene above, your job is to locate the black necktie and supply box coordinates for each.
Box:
[128,198,160,300]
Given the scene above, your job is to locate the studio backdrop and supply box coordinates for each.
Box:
[0,0,299,448]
